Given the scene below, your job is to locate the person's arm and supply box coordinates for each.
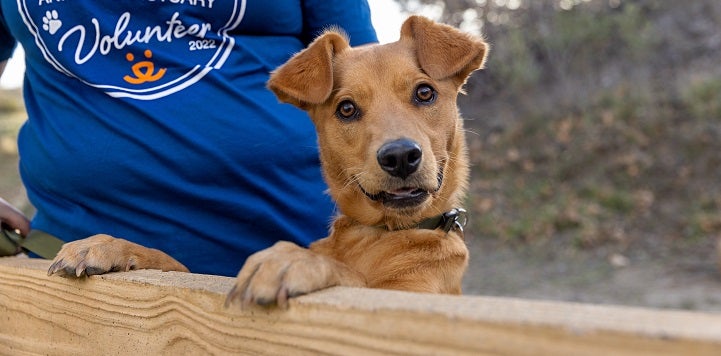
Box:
[0,197,30,237]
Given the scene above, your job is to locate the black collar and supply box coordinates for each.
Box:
[381,208,468,233]
[416,208,468,233]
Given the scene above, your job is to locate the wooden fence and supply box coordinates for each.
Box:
[1,256,721,355]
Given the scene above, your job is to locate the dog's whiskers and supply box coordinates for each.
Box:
[342,170,366,191]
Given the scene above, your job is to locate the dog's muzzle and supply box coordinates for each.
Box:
[360,139,443,209]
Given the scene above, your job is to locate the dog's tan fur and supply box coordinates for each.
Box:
[226,16,488,307]
[48,16,488,308]
[48,233,188,276]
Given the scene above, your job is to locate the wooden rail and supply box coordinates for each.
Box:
[1,256,720,355]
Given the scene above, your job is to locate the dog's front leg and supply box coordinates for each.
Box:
[225,241,366,309]
[48,234,189,277]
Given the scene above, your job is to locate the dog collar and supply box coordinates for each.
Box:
[415,208,468,233]
[373,208,468,233]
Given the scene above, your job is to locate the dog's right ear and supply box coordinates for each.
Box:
[267,32,350,109]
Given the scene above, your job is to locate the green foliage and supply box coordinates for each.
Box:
[579,185,634,214]
[682,78,721,120]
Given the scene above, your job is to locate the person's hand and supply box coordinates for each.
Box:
[0,197,30,237]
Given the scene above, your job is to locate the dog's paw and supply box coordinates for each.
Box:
[48,234,139,277]
[225,241,364,309]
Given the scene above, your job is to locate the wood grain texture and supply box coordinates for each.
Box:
[1,256,721,355]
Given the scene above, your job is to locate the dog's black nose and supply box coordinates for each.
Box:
[377,139,422,179]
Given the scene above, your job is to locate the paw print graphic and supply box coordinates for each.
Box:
[42,10,62,35]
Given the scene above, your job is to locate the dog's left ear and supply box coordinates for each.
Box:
[401,15,488,88]
[268,31,350,108]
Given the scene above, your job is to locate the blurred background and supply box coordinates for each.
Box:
[1,0,720,311]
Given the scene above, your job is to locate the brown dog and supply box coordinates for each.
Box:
[47,16,488,307]
[225,16,488,308]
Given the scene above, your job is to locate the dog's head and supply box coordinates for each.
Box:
[268,16,488,229]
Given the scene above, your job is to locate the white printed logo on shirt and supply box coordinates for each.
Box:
[18,0,246,100]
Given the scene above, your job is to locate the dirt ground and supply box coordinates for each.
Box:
[463,234,721,312]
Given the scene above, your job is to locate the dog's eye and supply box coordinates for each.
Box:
[414,84,437,104]
[336,100,359,121]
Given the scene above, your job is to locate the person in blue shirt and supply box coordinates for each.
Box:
[0,1,377,276]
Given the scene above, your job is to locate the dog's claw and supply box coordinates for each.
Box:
[276,286,289,309]
[47,259,64,276]
[224,283,254,310]
[224,285,240,308]
[75,261,87,277]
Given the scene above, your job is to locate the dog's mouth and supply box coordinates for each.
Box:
[362,187,430,209]
[360,168,444,209]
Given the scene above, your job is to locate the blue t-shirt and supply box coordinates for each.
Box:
[0,1,377,276]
